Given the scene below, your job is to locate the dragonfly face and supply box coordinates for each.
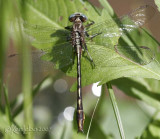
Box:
[69,13,87,22]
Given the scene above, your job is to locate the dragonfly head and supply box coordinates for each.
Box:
[69,13,87,22]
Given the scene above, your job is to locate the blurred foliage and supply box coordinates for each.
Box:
[0,0,160,139]
[140,111,160,139]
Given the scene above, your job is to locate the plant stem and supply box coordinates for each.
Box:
[106,83,126,139]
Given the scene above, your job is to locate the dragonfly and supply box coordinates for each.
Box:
[9,5,155,132]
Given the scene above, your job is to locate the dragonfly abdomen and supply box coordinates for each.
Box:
[77,49,85,132]
[74,31,85,132]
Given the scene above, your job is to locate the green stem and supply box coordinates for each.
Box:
[0,0,9,111]
[3,84,12,125]
[21,41,34,139]
[106,83,126,139]
[18,1,34,138]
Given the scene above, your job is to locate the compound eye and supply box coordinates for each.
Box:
[80,14,87,22]
[69,14,76,22]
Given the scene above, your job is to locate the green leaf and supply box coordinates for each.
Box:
[22,0,99,27]
[140,111,160,139]
[143,79,160,93]
[99,0,115,16]
[21,0,160,94]
[111,78,160,109]
[111,27,160,109]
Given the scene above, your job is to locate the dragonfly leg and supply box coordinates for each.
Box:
[84,43,95,68]
[85,32,102,40]
[65,25,72,30]
[85,20,95,28]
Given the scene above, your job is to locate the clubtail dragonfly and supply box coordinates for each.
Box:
[9,5,155,132]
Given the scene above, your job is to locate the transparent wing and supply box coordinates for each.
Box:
[43,42,73,69]
[22,22,70,44]
[87,43,155,67]
[114,45,155,66]
[85,5,155,67]
[86,5,155,44]
[7,50,54,72]
[7,42,73,72]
